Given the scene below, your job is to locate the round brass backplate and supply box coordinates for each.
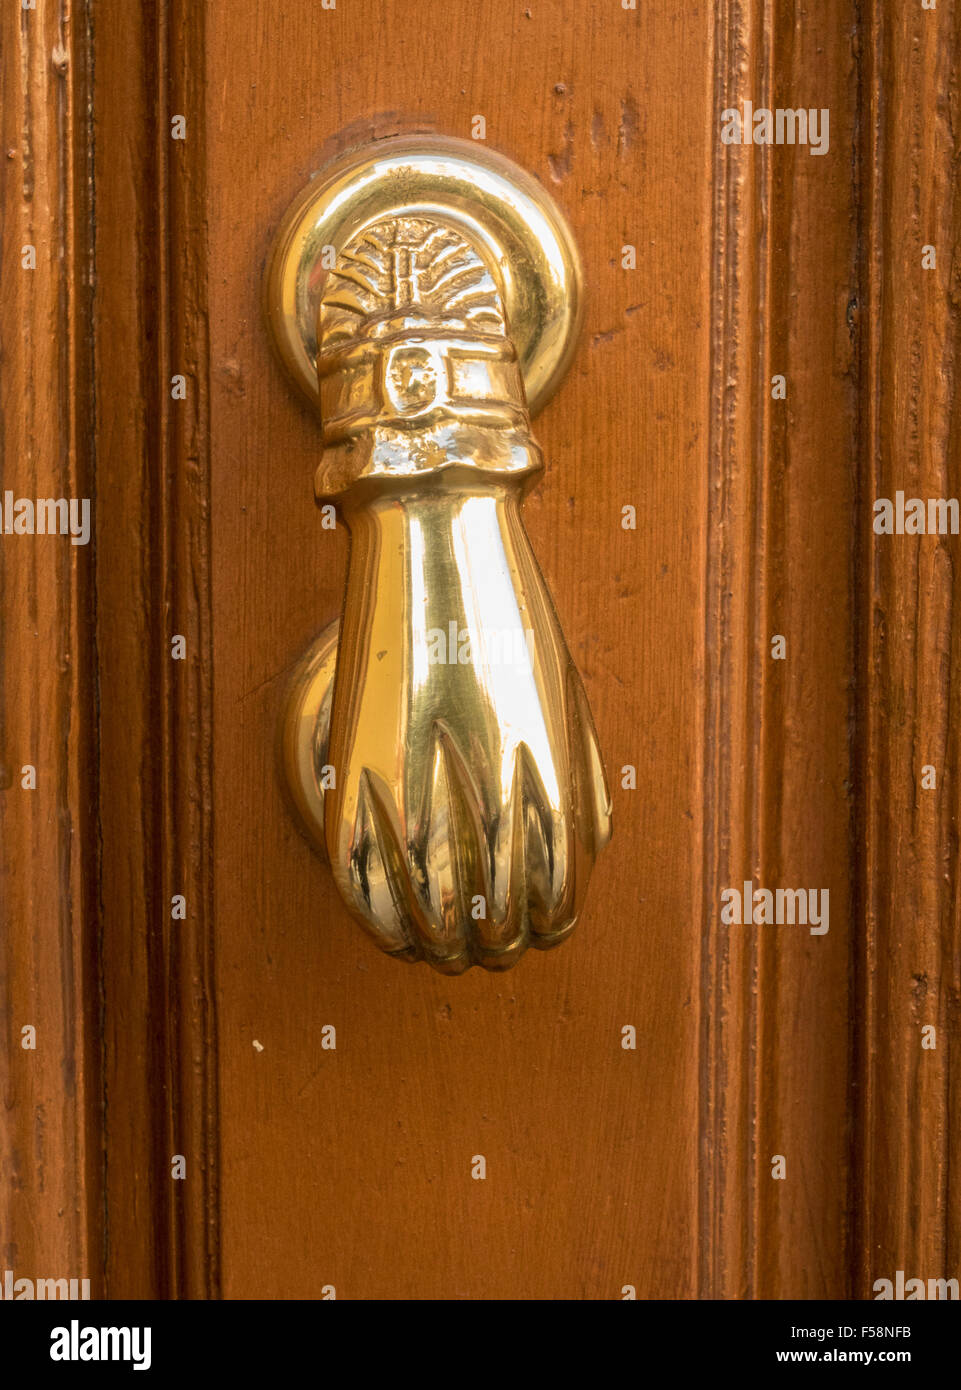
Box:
[264,134,583,417]
[280,619,339,857]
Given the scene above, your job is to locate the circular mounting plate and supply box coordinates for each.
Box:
[264,135,583,418]
[280,619,339,857]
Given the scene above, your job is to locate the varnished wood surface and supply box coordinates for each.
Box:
[702,0,859,1298]
[92,0,219,1300]
[1,0,958,1301]
[0,0,99,1293]
[855,0,961,1298]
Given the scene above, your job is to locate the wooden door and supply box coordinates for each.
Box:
[2,0,958,1302]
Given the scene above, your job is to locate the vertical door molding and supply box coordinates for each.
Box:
[702,0,860,1297]
[854,0,961,1300]
[92,0,220,1298]
[0,0,100,1295]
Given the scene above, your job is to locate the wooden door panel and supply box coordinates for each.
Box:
[208,0,711,1302]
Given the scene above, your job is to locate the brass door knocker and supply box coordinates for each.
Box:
[266,136,611,973]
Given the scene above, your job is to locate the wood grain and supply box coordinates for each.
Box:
[0,0,99,1293]
[854,0,961,1299]
[92,0,219,1298]
[702,0,859,1299]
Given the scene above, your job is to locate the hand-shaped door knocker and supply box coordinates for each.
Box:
[266,136,611,973]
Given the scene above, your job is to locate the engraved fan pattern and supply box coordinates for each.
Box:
[319,216,508,345]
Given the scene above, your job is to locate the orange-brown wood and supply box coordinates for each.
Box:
[0,0,99,1294]
[855,0,961,1299]
[702,0,859,1298]
[91,0,219,1300]
[2,0,958,1303]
